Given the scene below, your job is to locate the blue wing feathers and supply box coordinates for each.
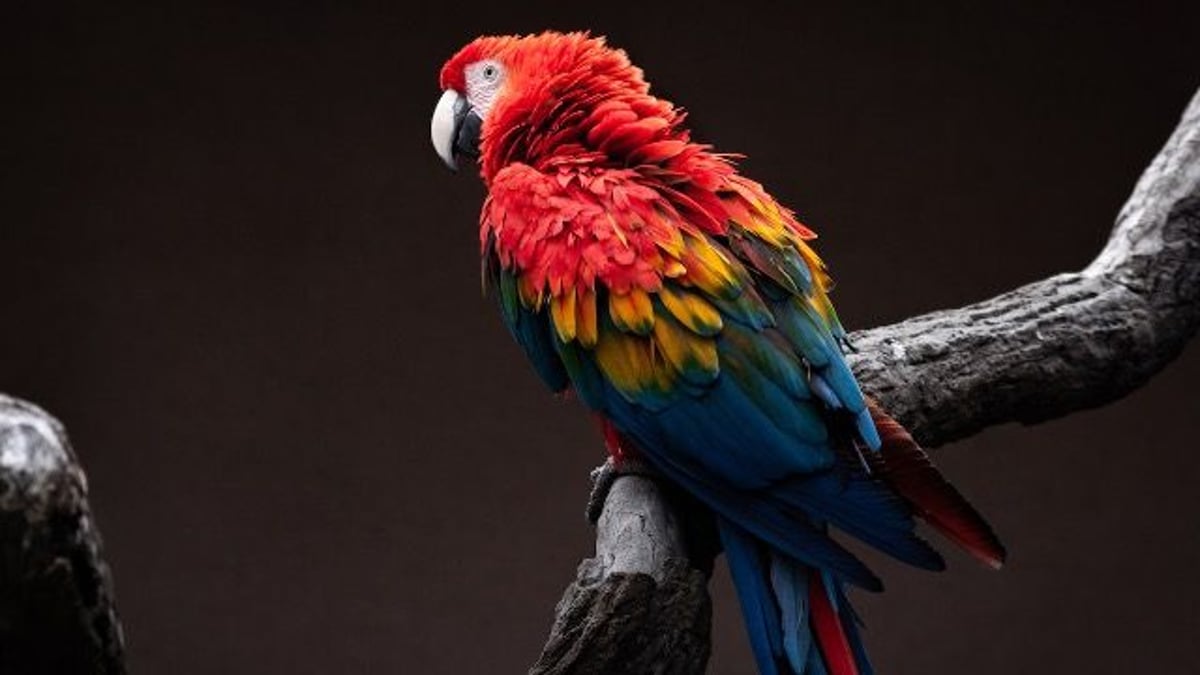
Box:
[774,301,837,368]
[854,409,882,451]
[656,375,835,484]
[495,269,570,393]
[772,300,873,440]
[498,285,932,593]
[772,472,946,571]
[604,395,880,587]
[720,322,812,402]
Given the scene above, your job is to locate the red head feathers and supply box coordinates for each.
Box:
[435,32,684,181]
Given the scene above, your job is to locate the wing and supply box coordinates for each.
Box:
[483,160,937,586]
[485,236,571,394]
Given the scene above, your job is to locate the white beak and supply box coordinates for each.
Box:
[431,89,465,171]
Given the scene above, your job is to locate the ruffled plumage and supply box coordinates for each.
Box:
[446,31,1003,675]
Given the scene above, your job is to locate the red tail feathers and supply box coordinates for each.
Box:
[866,402,1007,569]
[808,574,859,675]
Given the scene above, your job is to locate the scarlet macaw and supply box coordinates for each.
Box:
[431,32,1004,675]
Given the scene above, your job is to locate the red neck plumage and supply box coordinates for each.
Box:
[478,67,690,183]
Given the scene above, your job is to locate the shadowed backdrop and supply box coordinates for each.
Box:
[4,2,1199,673]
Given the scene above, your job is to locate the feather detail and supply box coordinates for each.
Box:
[609,288,655,335]
[601,117,671,156]
[585,108,638,146]
[770,554,813,673]
[628,139,687,165]
[809,573,859,675]
[651,312,719,385]
[867,401,1007,569]
[731,232,814,296]
[517,272,545,310]
[720,520,784,675]
[678,235,741,298]
[719,323,810,402]
[658,285,723,336]
[593,331,674,406]
[775,300,837,368]
[550,291,577,342]
[576,287,599,347]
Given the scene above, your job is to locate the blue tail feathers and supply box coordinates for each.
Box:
[719,517,871,675]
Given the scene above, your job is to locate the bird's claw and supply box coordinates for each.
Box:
[586,456,659,524]
[838,333,859,354]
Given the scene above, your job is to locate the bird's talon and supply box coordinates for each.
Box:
[586,457,659,523]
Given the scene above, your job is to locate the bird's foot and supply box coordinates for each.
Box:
[586,456,659,524]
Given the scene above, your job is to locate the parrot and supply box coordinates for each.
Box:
[431,32,1005,675]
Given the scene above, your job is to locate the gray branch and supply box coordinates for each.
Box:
[532,476,711,675]
[531,87,1200,675]
[849,86,1200,448]
[0,395,126,674]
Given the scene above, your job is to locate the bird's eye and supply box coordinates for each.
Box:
[482,64,500,82]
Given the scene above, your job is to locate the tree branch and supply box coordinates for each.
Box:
[531,476,711,675]
[0,395,126,674]
[849,87,1200,448]
[531,87,1200,674]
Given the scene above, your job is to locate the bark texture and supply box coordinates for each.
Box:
[531,87,1200,675]
[849,86,1200,448]
[532,476,712,675]
[0,395,126,675]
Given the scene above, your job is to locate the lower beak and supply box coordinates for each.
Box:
[430,89,482,172]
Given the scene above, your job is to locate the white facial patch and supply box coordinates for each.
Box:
[463,59,505,118]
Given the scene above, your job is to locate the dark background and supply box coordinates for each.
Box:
[4,2,1199,673]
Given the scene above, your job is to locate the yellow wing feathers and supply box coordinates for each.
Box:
[561,282,725,400]
[659,285,723,336]
[608,288,655,335]
[487,163,842,405]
